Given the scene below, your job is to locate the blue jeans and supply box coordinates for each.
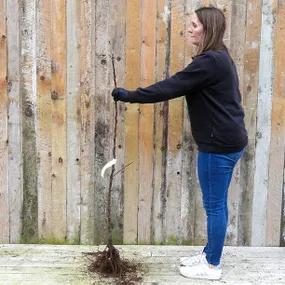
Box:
[197,150,244,266]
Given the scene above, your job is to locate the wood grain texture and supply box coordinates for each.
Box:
[123,0,141,244]
[152,0,171,244]
[37,0,52,241]
[79,0,96,245]
[21,0,38,243]
[6,0,22,244]
[138,0,156,244]
[50,0,67,240]
[66,0,81,243]
[108,0,126,244]
[282,165,285,246]
[0,0,284,247]
[165,0,185,244]
[251,0,276,246]
[266,0,285,246]
[0,0,9,243]
[180,0,198,244]
[0,244,285,284]
[239,0,263,246]
[93,0,111,244]
[225,0,247,246]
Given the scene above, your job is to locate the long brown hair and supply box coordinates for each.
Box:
[195,6,227,55]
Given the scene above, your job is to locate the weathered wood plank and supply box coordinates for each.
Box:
[79,0,96,244]
[36,0,52,241]
[66,0,81,244]
[50,0,67,240]
[123,0,141,244]
[6,0,22,244]
[251,0,276,246]
[239,0,263,246]
[137,0,156,244]
[152,0,171,244]
[180,0,199,244]
[266,0,285,246]
[185,0,206,247]
[93,0,111,244]
[216,0,232,47]
[225,0,247,246]
[165,0,185,244]
[0,245,285,284]
[21,0,38,243]
[282,167,285,246]
[0,0,9,243]
[108,0,126,244]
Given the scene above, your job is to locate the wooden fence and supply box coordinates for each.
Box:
[0,0,284,246]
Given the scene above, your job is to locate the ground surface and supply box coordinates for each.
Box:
[0,244,284,284]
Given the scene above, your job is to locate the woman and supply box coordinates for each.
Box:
[112,6,248,280]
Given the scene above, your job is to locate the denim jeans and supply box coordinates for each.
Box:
[197,149,244,266]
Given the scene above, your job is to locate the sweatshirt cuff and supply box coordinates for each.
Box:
[126,90,138,103]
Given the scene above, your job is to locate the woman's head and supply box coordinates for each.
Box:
[187,6,227,55]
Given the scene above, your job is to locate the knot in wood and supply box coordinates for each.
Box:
[51,60,57,73]
[25,106,33,117]
[7,80,12,93]
[101,59,107,65]
[256,131,262,139]
[51,90,59,100]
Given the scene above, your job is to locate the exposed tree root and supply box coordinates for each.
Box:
[84,243,144,284]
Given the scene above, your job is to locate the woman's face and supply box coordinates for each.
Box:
[187,12,204,46]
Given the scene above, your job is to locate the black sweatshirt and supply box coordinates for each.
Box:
[126,49,248,153]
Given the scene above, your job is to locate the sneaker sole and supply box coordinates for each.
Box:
[179,266,222,280]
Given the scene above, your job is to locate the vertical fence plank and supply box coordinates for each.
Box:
[93,0,111,244]
[21,0,38,243]
[180,0,198,245]
[266,0,285,246]
[186,0,207,246]
[66,0,81,244]
[216,0,232,47]
[0,0,9,243]
[123,0,141,244]
[79,0,96,245]
[165,0,185,244]
[191,0,206,246]
[108,0,126,244]
[280,168,285,246]
[282,165,285,246]
[239,0,262,246]
[7,0,22,243]
[137,0,156,244]
[251,0,276,246]
[225,0,247,246]
[152,0,171,244]
[37,0,52,241]
[50,0,67,240]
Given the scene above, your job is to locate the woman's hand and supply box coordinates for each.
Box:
[111,88,129,102]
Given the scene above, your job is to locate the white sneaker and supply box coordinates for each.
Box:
[179,255,222,280]
[179,252,206,266]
